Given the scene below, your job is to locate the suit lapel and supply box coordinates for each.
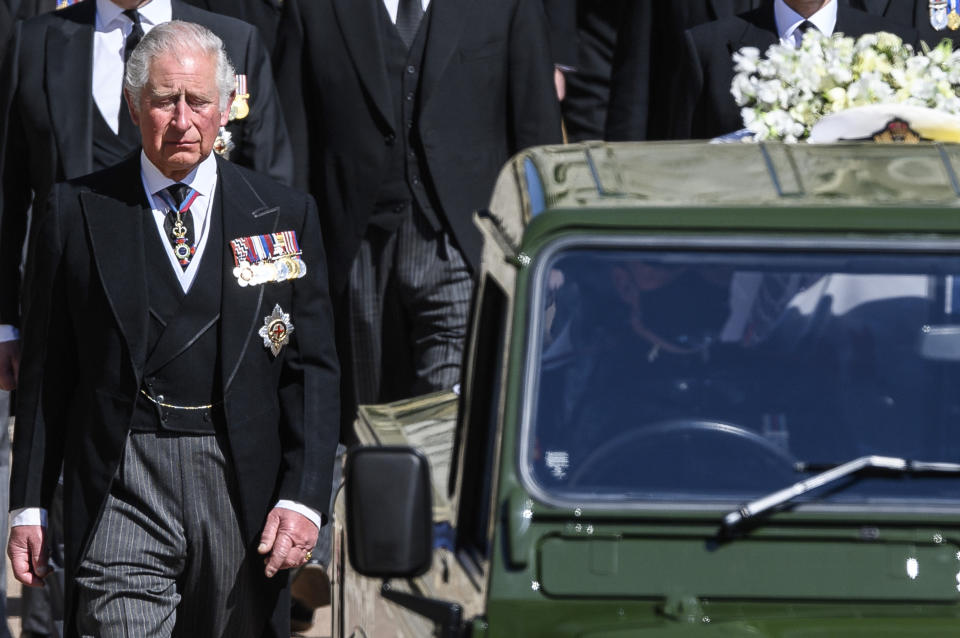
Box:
[862,0,892,16]
[419,0,470,111]
[731,3,779,54]
[217,159,279,391]
[46,0,95,179]
[331,0,393,132]
[80,156,149,374]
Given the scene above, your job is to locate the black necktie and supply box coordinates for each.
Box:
[395,0,424,48]
[118,10,144,144]
[123,9,144,62]
[797,20,817,44]
[162,184,197,270]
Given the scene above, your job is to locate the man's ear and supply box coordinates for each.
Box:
[220,91,236,127]
[124,89,140,126]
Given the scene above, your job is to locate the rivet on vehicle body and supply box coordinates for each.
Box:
[702,617,711,624]
[574,508,582,517]
[859,526,880,541]
[522,508,533,520]
[617,608,625,617]
[575,523,583,533]
[586,525,594,535]
[531,581,541,591]
[933,533,943,544]
[517,253,531,267]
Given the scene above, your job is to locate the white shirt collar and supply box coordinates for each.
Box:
[775,0,838,44]
[140,150,218,199]
[96,0,171,31]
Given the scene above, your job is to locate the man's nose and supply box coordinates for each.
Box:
[171,98,191,130]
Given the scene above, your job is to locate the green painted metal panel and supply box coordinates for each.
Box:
[538,536,960,601]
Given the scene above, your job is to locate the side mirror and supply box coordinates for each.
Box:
[345,446,434,578]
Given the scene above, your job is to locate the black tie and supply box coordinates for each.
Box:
[118,10,144,145]
[395,0,424,48]
[123,9,144,62]
[797,20,817,43]
[162,184,197,270]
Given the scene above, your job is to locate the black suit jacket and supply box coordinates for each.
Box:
[671,3,920,140]
[10,154,340,638]
[849,0,960,48]
[275,0,563,292]
[606,0,764,141]
[0,0,295,327]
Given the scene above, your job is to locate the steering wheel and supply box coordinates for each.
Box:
[567,418,797,488]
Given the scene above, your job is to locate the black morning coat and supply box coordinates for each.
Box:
[10,154,340,638]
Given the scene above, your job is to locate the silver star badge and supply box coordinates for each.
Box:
[259,304,294,356]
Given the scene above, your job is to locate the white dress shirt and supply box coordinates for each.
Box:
[381,0,430,23]
[93,0,172,133]
[775,0,838,47]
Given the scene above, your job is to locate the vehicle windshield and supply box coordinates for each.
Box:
[524,243,960,507]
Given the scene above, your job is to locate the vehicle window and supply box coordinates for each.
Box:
[523,246,960,507]
[456,276,508,561]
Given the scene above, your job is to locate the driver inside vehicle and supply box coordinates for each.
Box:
[535,256,820,492]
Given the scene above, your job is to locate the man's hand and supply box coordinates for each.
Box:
[0,339,19,391]
[257,508,319,578]
[8,525,50,587]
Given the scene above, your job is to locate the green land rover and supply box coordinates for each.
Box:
[333,141,960,637]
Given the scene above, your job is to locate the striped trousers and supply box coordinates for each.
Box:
[74,431,261,638]
[346,208,474,409]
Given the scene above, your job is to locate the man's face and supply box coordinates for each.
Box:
[127,50,232,180]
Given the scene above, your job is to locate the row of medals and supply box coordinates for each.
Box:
[233,255,306,287]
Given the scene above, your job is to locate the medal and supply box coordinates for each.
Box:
[950,0,960,30]
[229,231,307,287]
[259,304,294,356]
[158,187,200,266]
[932,0,949,30]
[230,75,250,121]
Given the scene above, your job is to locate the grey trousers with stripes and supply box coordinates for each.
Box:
[75,431,261,638]
[347,209,474,407]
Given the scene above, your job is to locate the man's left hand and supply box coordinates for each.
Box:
[257,507,319,578]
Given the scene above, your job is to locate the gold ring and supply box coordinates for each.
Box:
[304,549,313,562]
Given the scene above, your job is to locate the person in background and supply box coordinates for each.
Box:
[668,0,919,140]
[273,0,562,629]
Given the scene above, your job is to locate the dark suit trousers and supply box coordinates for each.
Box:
[346,209,473,409]
[74,432,259,638]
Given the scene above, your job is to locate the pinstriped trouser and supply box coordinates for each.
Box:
[347,208,474,406]
[74,431,261,638]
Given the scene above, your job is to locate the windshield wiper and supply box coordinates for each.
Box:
[722,455,960,534]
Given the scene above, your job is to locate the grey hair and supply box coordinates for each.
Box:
[123,20,236,113]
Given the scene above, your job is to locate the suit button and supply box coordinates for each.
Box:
[412,176,420,186]
[156,394,165,402]
[408,151,416,160]
[384,133,396,145]
[406,91,414,101]
[407,65,416,74]
[161,413,168,422]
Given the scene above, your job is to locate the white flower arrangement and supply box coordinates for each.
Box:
[731,31,960,142]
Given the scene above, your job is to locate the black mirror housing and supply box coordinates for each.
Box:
[345,446,434,578]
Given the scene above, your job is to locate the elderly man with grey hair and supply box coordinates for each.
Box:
[7,20,340,638]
